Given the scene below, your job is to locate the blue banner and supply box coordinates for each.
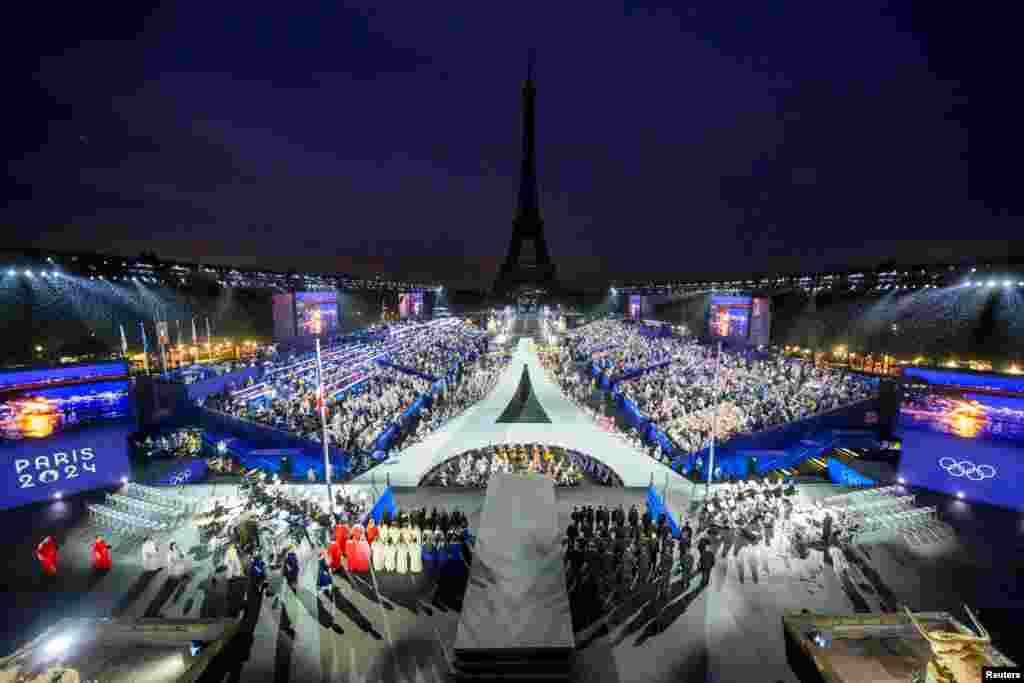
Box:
[363,486,398,525]
[645,484,682,538]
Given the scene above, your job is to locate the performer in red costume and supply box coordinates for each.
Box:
[328,539,344,572]
[335,519,349,550]
[93,536,112,571]
[366,518,379,545]
[37,536,58,577]
[346,525,371,573]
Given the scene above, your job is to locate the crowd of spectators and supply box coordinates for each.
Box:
[548,320,877,464]
[618,342,876,456]
[419,444,622,488]
[393,354,511,451]
[564,320,677,377]
[205,365,430,454]
[386,326,487,379]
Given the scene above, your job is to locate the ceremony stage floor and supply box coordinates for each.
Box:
[0,482,1021,682]
[354,338,690,491]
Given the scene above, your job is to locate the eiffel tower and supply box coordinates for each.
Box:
[493,50,558,299]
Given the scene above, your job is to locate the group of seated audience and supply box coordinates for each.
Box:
[393,354,511,450]
[206,365,431,456]
[565,320,677,377]
[619,344,876,456]
[386,326,487,379]
[419,444,622,487]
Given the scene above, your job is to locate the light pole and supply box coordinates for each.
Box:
[705,341,723,501]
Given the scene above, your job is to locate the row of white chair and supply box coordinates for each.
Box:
[124,481,189,509]
[823,484,902,507]
[107,492,181,519]
[87,503,169,536]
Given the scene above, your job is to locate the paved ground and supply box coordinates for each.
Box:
[4,479,1021,682]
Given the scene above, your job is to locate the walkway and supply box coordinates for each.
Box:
[353,338,689,489]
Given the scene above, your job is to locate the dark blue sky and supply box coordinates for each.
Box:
[4,2,1020,288]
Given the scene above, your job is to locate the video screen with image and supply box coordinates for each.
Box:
[898,391,1024,511]
[399,292,425,318]
[708,295,752,340]
[295,292,339,336]
[0,363,134,511]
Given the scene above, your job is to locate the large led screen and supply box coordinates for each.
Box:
[294,292,338,336]
[897,391,1024,511]
[628,295,642,320]
[399,292,425,319]
[0,365,134,510]
[709,295,752,340]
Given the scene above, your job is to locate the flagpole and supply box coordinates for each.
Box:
[705,341,722,501]
[140,321,150,374]
[205,317,213,362]
[316,338,334,516]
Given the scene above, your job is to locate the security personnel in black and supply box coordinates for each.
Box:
[613,522,627,556]
[656,512,670,545]
[656,540,674,601]
[583,505,594,531]
[567,519,579,545]
[612,504,625,527]
[570,506,581,527]
[439,509,450,534]
[570,539,585,583]
[627,504,640,530]
[601,543,617,600]
[428,508,438,530]
[647,530,659,579]
[677,546,694,590]
[680,521,693,554]
[584,540,601,579]
[596,505,609,528]
[636,532,652,585]
[582,517,594,539]
[699,546,716,587]
[822,512,833,549]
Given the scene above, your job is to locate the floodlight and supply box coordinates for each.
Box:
[6,270,13,276]
[54,492,62,499]
[45,635,72,657]
[25,270,33,277]
[1004,281,1011,287]
[897,477,905,484]
[987,281,996,287]
[956,491,965,499]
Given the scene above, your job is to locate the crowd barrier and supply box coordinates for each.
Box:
[607,388,881,481]
[184,366,265,403]
[194,408,351,479]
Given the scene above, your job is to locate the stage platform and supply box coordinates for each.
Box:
[355,338,688,489]
[453,474,573,678]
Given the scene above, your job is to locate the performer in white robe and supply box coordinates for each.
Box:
[372,533,388,572]
[408,528,423,573]
[383,536,397,572]
[395,531,409,574]
[224,544,245,579]
[142,536,162,572]
[167,542,189,579]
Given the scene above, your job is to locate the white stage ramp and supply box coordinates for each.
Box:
[354,338,688,488]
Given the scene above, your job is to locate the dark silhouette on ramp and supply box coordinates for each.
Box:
[497,365,552,423]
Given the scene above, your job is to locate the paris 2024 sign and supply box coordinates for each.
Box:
[0,364,134,511]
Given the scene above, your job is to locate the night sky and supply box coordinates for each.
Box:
[4,2,1020,289]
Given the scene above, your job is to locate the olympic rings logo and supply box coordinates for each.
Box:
[938,457,996,480]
